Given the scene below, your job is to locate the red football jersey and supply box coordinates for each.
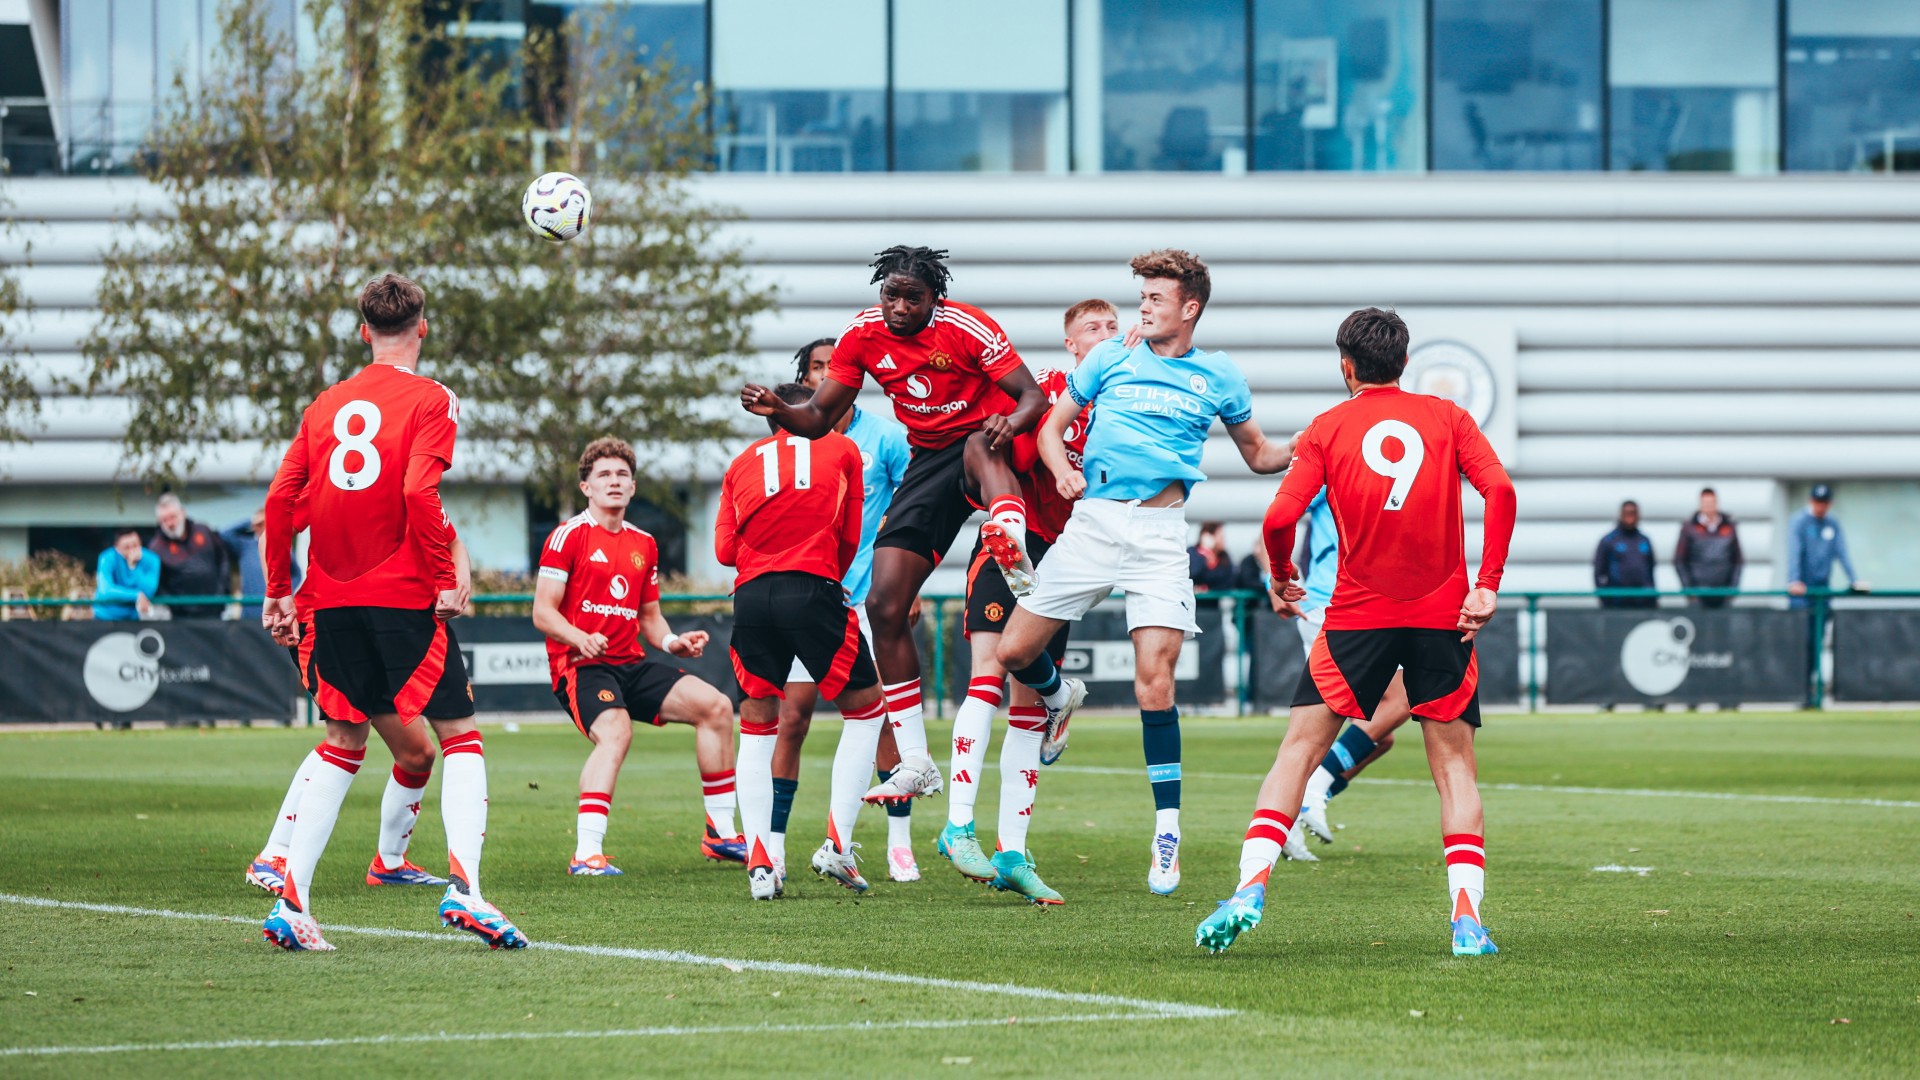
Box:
[264,364,459,610]
[1011,367,1094,542]
[537,513,662,685]
[825,300,1025,450]
[715,430,864,589]
[1264,386,1516,632]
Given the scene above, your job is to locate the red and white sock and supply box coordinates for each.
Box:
[828,698,887,852]
[439,730,488,900]
[376,763,432,871]
[576,790,612,860]
[1444,833,1486,923]
[946,677,1003,827]
[1238,807,1294,890]
[283,743,363,913]
[737,719,777,871]
[263,747,322,859]
[882,679,929,761]
[997,705,1045,854]
[987,496,1029,553]
[702,771,738,838]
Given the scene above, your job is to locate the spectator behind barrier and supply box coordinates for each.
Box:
[93,527,160,620]
[221,507,301,624]
[1786,483,1868,609]
[1188,520,1236,600]
[1594,500,1656,609]
[1674,487,1743,609]
[149,493,231,620]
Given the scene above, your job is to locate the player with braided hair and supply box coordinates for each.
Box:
[742,245,1047,813]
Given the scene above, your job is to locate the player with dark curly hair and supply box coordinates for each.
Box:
[741,245,1047,811]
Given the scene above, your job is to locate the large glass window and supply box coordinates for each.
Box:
[1610,0,1777,172]
[1786,0,1920,171]
[1252,0,1424,171]
[1432,0,1601,170]
[712,0,886,172]
[1100,0,1247,172]
[893,0,1068,172]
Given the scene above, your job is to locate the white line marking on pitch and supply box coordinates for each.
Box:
[0,892,1232,1060]
[1045,766,1920,808]
[0,1014,1168,1059]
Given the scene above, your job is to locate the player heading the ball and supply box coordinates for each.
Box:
[997,251,1294,896]
[740,246,1049,805]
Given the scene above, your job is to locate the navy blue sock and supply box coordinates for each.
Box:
[877,770,912,818]
[1321,725,1378,799]
[1141,706,1181,811]
[1010,652,1063,698]
[770,777,798,834]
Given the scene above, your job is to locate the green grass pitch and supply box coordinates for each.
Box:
[1,711,1917,1077]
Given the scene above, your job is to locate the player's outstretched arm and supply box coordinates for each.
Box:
[1225,418,1293,475]
[740,378,854,439]
[1036,394,1087,500]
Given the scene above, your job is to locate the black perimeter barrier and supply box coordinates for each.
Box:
[0,621,297,723]
[1544,608,1808,706]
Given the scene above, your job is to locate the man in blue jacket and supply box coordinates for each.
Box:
[1594,501,1657,608]
[93,528,160,620]
[1786,484,1867,609]
[222,507,301,624]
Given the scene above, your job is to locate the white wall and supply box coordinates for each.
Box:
[6,173,1920,590]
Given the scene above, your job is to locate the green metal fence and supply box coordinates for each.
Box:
[7,587,1913,714]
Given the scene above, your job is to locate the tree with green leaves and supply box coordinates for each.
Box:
[84,0,773,519]
[0,184,34,445]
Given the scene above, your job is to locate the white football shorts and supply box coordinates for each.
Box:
[1017,499,1200,636]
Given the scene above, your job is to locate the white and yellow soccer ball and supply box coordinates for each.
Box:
[521,171,592,242]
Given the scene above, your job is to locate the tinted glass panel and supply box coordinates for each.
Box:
[1610,0,1777,172]
[1101,0,1247,172]
[1432,0,1602,170]
[1252,0,1425,170]
[1786,1,1920,171]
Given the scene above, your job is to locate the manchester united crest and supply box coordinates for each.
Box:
[598,689,616,703]
[984,602,1005,623]
[928,351,953,371]
[630,551,645,570]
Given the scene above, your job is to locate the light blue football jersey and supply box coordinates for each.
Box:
[1066,338,1254,503]
[843,405,910,605]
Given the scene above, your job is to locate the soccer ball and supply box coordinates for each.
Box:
[521,171,592,242]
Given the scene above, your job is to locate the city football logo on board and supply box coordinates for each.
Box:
[1619,617,1733,696]
[1405,340,1497,427]
[82,629,210,712]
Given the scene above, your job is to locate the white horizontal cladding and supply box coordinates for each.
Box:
[748,306,1920,355]
[1518,392,1920,435]
[1188,477,1778,523]
[1522,435,1920,478]
[746,262,1920,309]
[715,218,1920,266]
[1519,350,1920,391]
[691,174,1920,222]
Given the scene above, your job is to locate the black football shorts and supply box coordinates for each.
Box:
[873,439,981,567]
[555,659,688,736]
[1294,626,1482,727]
[730,571,878,701]
[296,607,474,724]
